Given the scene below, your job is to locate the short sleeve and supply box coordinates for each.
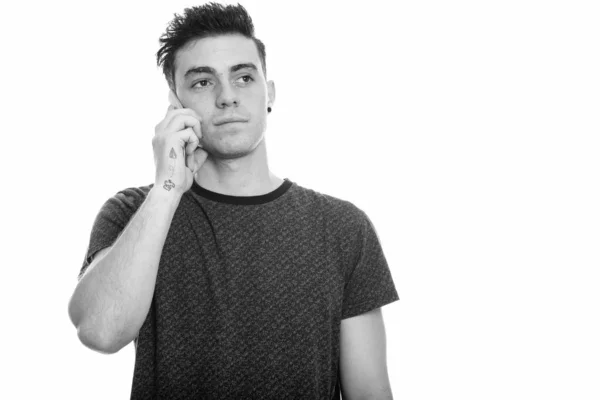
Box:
[341,209,399,319]
[77,186,151,281]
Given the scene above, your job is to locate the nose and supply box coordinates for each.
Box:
[216,81,239,109]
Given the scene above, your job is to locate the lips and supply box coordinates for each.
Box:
[213,116,249,126]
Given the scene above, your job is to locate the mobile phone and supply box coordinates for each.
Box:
[168,90,184,109]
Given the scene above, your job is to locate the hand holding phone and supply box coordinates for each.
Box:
[152,90,208,195]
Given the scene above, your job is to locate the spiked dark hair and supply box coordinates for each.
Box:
[156,2,267,91]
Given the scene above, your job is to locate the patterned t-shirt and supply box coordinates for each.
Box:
[79,177,399,399]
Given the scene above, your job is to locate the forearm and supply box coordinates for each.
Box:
[71,187,181,352]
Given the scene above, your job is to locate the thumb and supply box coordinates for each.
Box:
[189,147,209,174]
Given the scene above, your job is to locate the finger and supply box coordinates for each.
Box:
[161,108,202,130]
[166,114,202,139]
[161,104,180,126]
[179,127,200,156]
[186,153,194,172]
[174,107,202,124]
[165,104,175,117]
[187,147,209,174]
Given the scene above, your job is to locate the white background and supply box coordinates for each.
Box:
[1,0,598,398]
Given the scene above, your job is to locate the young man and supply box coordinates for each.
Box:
[68,3,399,399]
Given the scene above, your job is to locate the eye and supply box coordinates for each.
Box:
[193,79,211,89]
[237,75,254,84]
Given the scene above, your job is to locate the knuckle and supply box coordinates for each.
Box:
[152,133,166,145]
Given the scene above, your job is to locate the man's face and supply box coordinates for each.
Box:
[173,34,275,160]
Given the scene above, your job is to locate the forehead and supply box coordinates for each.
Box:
[174,34,261,76]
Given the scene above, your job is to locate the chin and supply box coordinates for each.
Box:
[203,134,263,159]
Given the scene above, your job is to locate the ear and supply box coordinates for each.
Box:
[168,90,184,109]
[267,80,276,109]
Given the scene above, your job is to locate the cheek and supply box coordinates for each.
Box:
[251,117,267,136]
[198,120,210,138]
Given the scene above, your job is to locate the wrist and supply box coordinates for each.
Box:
[149,183,184,204]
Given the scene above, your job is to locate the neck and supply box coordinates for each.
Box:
[194,138,282,196]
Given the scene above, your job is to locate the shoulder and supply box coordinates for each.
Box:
[100,183,154,216]
[289,181,367,231]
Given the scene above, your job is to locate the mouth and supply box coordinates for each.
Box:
[216,121,246,126]
[213,116,249,126]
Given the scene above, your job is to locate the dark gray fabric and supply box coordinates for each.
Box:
[79,178,399,399]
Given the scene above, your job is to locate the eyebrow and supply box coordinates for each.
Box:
[183,63,258,80]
